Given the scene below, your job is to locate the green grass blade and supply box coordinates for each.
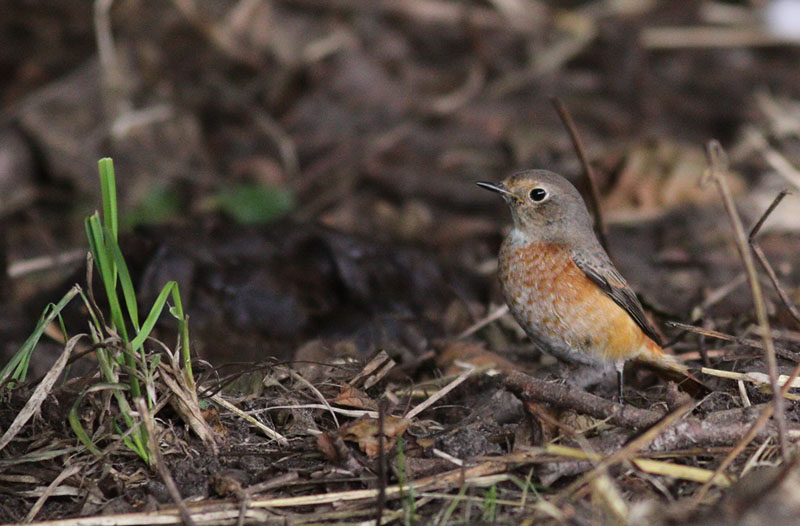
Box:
[0,286,80,387]
[86,215,127,339]
[114,417,150,464]
[87,213,140,398]
[98,158,118,242]
[106,229,140,331]
[436,483,469,526]
[169,284,194,386]
[130,282,175,351]
[68,387,110,456]
[482,484,497,522]
[98,159,119,288]
[85,214,106,277]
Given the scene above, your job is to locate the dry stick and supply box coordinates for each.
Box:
[555,402,695,504]
[7,248,85,279]
[0,223,7,298]
[289,369,340,428]
[277,0,532,35]
[211,394,290,445]
[0,333,81,452]
[135,398,197,526]
[24,464,82,522]
[666,321,800,363]
[244,472,300,495]
[504,371,664,429]
[749,190,789,243]
[691,357,800,506]
[751,244,800,325]
[664,273,748,362]
[551,96,608,249]
[641,26,800,49]
[703,139,788,462]
[22,459,513,526]
[254,402,378,419]
[748,190,800,327]
[405,362,476,420]
[376,400,386,526]
[457,304,509,340]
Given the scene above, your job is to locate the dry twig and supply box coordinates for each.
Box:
[456,304,508,340]
[504,370,665,429]
[551,96,608,249]
[0,333,81,452]
[701,367,800,401]
[691,358,800,506]
[406,362,476,420]
[666,321,800,362]
[23,464,82,523]
[211,394,289,446]
[289,369,340,428]
[7,248,85,279]
[642,26,800,49]
[702,139,788,461]
[136,398,197,526]
[552,402,695,507]
[748,189,800,326]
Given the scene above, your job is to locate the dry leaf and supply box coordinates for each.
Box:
[339,416,410,458]
[347,350,396,389]
[333,384,379,411]
[317,431,339,462]
[201,406,227,435]
[436,340,517,375]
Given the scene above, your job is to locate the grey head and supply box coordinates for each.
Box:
[477,170,595,245]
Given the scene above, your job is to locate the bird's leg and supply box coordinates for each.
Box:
[615,360,625,402]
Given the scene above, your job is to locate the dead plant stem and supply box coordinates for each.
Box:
[136,398,197,526]
[551,96,608,249]
[692,358,800,506]
[703,139,788,461]
[747,189,800,327]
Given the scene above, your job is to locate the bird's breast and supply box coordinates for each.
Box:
[498,239,649,364]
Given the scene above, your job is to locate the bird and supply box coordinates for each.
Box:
[477,169,693,397]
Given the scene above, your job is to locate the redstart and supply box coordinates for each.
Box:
[478,170,691,396]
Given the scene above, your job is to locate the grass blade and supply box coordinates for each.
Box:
[67,385,123,456]
[0,286,80,386]
[86,215,127,340]
[106,229,140,331]
[168,284,193,386]
[130,282,175,351]
[98,158,118,243]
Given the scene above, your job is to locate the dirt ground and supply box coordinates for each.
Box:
[3,1,800,524]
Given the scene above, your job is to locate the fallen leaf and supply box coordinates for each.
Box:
[435,340,517,375]
[333,384,379,411]
[317,431,340,462]
[340,415,410,458]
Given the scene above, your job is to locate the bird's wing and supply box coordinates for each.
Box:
[570,246,662,346]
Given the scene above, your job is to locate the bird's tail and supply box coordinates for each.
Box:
[638,339,709,392]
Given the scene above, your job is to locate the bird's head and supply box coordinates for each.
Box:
[477,170,595,243]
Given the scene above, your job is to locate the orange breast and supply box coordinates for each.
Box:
[498,240,650,364]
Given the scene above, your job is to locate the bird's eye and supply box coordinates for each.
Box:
[529,188,548,202]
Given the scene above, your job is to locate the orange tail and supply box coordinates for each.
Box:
[637,339,709,391]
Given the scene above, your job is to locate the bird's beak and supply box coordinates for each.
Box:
[476,181,522,203]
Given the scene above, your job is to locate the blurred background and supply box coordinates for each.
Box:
[3,0,800,373]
